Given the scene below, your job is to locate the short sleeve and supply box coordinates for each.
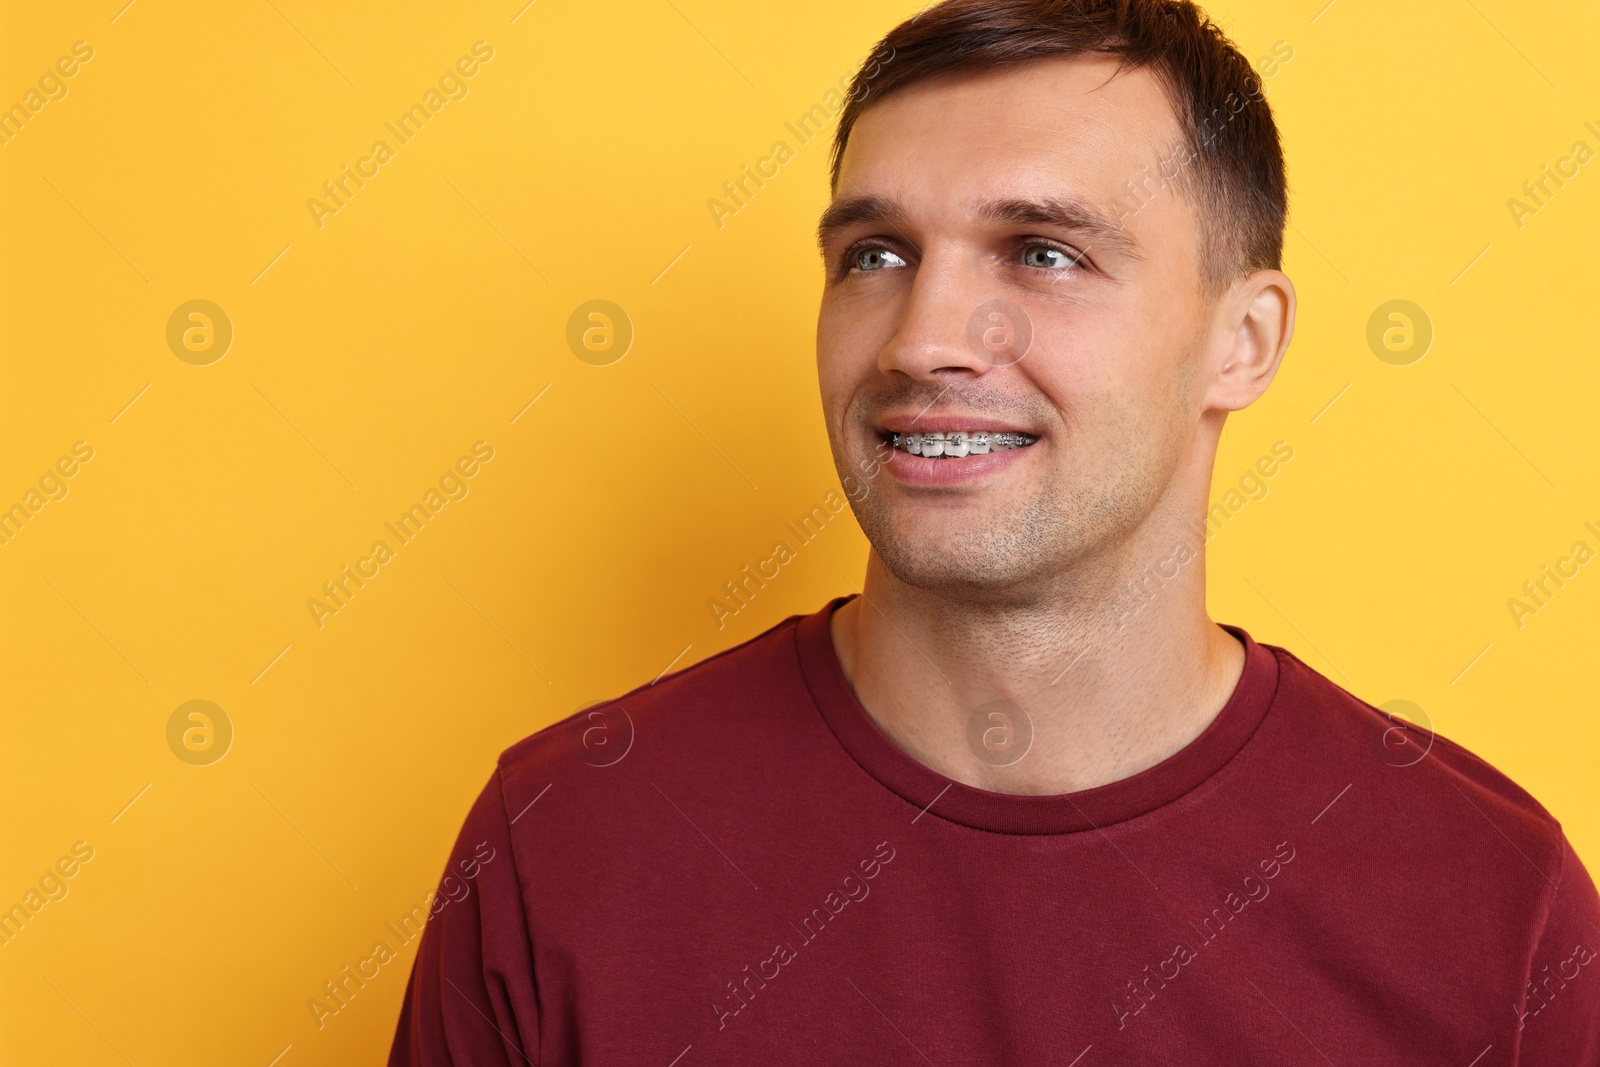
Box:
[1516,834,1600,1065]
[388,767,540,1066]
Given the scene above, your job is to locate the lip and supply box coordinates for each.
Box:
[879,414,1036,436]
[879,436,1038,487]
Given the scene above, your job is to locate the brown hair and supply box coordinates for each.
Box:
[829,0,1288,293]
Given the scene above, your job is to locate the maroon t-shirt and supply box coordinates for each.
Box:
[389,597,1600,1064]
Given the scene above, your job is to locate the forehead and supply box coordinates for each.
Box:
[837,55,1185,217]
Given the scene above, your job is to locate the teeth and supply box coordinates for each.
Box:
[888,430,1036,457]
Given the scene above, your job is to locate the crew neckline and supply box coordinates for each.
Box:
[794,595,1281,835]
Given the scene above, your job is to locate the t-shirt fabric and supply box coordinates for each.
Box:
[388,596,1600,1065]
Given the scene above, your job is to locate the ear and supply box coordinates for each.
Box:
[1202,269,1295,413]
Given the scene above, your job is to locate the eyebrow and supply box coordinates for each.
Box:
[815,194,1143,261]
[978,196,1143,260]
[815,195,908,250]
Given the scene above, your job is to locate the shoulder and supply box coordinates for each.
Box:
[1258,640,1600,1043]
[1262,640,1568,883]
[490,606,820,804]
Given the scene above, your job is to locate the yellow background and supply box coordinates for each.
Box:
[2,0,1597,1061]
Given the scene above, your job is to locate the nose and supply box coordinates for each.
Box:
[877,255,1001,383]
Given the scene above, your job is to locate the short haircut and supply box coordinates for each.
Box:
[829,0,1289,294]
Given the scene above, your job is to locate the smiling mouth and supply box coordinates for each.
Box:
[885,430,1039,458]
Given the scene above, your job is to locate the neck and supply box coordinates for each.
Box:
[830,511,1245,796]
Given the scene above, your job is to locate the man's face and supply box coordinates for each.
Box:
[817,56,1223,601]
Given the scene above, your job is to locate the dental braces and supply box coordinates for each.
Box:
[889,431,1038,456]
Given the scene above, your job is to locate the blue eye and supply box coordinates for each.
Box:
[855,247,907,272]
[1022,244,1079,269]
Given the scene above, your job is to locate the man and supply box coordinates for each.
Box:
[390,1,1600,1062]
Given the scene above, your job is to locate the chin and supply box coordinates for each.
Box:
[879,552,1037,600]
[856,501,1062,600]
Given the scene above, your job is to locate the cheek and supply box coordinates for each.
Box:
[816,298,890,406]
[819,274,911,352]
[1022,314,1128,416]
[1112,294,1208,412]
[1033,339,1165,474]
